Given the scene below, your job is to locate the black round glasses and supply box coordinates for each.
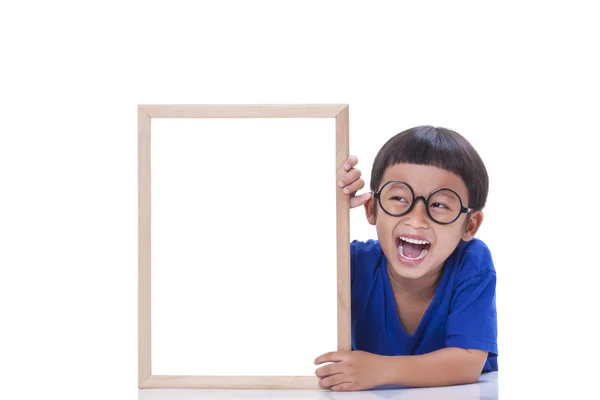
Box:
[372,180,472,225]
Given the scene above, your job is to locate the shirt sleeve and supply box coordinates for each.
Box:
[445,260,498,356]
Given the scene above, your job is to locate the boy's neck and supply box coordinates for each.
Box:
[386,263,443,299]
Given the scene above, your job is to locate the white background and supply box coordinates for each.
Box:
[1,1,598,399]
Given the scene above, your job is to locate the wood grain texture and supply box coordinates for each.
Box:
[138,106,151,385]
[139,104,347,118]
[335,105,351,351]
[140,375,322,389]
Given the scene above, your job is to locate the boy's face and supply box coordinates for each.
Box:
[364,163,483,281]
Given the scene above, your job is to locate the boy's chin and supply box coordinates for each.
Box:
[387,256,430,279]
[389,262,431,280]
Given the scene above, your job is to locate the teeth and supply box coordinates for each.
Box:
[398,245,429,261]
[399,236,430,245]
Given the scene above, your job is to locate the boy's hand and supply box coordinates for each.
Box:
[338,155,371,208]
[314,350,389,391]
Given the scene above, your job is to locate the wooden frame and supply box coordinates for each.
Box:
[138,104,351,389]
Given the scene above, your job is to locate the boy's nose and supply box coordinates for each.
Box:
[403,199,429,228]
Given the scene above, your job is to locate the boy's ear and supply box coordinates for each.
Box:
[461,210,484,241]
[364,196,377,225]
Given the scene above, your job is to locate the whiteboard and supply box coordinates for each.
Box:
[138,105,350,389]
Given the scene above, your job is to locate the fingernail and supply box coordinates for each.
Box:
[343,188,349,194]
[344,163,350,170]
[338,180,344,187]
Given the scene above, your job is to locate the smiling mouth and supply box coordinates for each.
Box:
[396,236,431,261]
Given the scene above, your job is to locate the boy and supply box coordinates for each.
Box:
[313,126,497,391]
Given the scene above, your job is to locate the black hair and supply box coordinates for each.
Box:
[370,126,488,210]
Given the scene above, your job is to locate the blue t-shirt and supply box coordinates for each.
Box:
[351,237,498,372]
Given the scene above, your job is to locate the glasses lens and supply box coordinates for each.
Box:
[379,182,413,215]
[428,189,462,223]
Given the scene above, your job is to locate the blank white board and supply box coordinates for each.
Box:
[149,117,338,377]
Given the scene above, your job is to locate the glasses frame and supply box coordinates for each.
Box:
[373,180,472,225]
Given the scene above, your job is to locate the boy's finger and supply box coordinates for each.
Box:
[314,363,338,378]
[320,373,351,390]
[343,179,365,195]
[343,155,358,171]
[338,168,361,188]
[314,351,346,365]
[350,192,371,209]
[331,382,354,392]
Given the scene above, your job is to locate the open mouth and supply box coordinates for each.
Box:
[396,236,431,261]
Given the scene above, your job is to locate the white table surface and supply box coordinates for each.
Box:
[137,372,498,400]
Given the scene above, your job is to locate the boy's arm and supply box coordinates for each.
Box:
[316,263,496,391]
[383,347,488,387]
[314,347,487,391]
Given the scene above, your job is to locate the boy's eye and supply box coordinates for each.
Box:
[390,196,409,203]
[430,202,448,209]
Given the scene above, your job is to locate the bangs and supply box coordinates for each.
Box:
[370,126,488,210]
